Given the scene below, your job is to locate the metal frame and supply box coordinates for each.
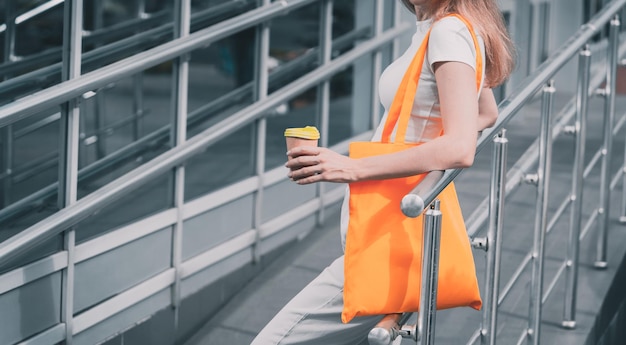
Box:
[2,0,626,344]
[169,0,191,327]
[480,130,509,345]
[58,1,83,343]
[0,26,370,224]
[252,0,272,263]
[0,3,410,342]
[376,1,626,344]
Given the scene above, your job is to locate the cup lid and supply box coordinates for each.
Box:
[284,126,320,140]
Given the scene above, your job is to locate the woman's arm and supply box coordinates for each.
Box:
[286,60,480,184]
[477,87,499,130]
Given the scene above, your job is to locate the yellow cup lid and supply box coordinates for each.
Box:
[284,126,320,140]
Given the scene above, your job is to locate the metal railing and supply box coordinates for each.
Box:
[0,0,404,261]
[0,25,370,223]
[2,0,626,344]
[0,0,410,343]
[369,0,626,344]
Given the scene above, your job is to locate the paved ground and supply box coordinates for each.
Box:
[183,92,626,345]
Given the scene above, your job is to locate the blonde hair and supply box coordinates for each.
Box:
[400,0,515,87]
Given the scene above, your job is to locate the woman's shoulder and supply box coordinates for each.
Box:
[426,15,483,69]
[431,16,474,38]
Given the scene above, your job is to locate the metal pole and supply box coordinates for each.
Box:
[251,0,271,264]
[59,1,83,343]
[480,130,509,345]
[1,0,16,209]
[136,0,146,17]
[132,73,145,143]
[1,125,12,209]
[4,0,16,62]
[170,0,190,329]
[392,0,401,59]
[562,45,591,329]
[133,0,147,143]
[527,80,555,345]
[528,0,542,72]
[417,200,442,345]
[596,15,620,268]
[316,0,332,226]
[371,0,384,127]
[92,0,106,160]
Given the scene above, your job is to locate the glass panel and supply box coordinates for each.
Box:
[186,36,255,137]
[77,61,174,200]
[0,0,64,100]
[75,172,171,244]
[0,107,64,274]
[268,2,321,91]
[328,68,354,146]
[0,235,63,275]
[13,1,64,58]
[189,0,255,35]
[184,123,255,201]
[333,1,355,39]
[82,0,171,73]
[0,108,62,235]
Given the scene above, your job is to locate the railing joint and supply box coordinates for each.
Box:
[399,324,415,339]
[562,320,576,329]
[594,87,609,98]
[563,125,577,136]
[524,173,539,185]
[471,237,488,251]
[594,261,608,269]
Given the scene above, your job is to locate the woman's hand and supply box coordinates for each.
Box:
[286,146,359,184]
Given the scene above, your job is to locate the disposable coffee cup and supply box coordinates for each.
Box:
[284,126,320,157]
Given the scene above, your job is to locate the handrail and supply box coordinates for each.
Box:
[0,0,317,127]
[401,170,443,218]
[401,0,626,215]
[0,22,413,263]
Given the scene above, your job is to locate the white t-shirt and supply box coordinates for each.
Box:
[339,17,486,250]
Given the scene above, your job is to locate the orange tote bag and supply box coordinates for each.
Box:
[342,14,483,323]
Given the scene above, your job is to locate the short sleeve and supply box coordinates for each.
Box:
[427,17,480,72]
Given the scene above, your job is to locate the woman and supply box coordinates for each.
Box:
[252,0,514,343]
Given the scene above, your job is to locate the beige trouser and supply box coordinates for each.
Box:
[250,256,384,345]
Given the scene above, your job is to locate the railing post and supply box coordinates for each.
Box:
[371,0,384,127]
[417,200,442,345]
[1,0,16,209]
[59,1,84,343]
[527,80,555,345]
[92,0,107,160]
[252,0,271,264]
[596,15,620,268]
[3,0,16,63]
[562,45,591,329]
[132,0,148,144]
[315,0,333,226]
[1,125,12,209]
[170,0,191,329]
[480,130,508,345]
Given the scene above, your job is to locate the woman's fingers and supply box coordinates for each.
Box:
[286,155,319,170]
[285,147,355,184]
[285,147,323,170]
[288,161,322,179]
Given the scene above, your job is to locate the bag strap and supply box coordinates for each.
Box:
[381,13,483,144]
